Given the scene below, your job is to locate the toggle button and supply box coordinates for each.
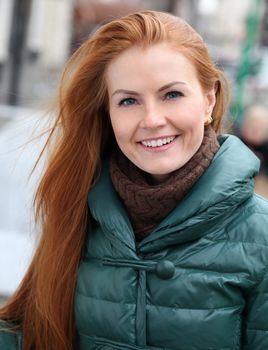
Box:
[155,260,175,280]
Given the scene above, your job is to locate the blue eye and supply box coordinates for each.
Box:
[165,91,183,100]
[118,98,137,106]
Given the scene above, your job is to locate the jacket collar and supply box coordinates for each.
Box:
[88,135,259,254]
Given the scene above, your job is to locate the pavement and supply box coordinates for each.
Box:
[0,104,46,296]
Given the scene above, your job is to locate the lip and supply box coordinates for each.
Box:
[138,135,178,152]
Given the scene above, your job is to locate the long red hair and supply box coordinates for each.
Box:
[0,11,230,349]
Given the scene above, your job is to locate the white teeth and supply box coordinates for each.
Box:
[141,136,176,148]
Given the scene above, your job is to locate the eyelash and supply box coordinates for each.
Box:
[117,90,184,107]
[118,98,137,106]
[165,90,184,100]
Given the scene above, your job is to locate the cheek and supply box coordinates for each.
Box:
[181,103,206,126]
[174,111,205,130]
[173,95,206,117]
[110,113,133,144]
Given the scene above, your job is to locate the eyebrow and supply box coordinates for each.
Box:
[111,81,187,97]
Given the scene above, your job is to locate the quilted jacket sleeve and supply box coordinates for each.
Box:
[243,269,268,350]
[0,322,22,350]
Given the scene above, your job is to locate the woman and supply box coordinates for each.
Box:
[1,10,268,350]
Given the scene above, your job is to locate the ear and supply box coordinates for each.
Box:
[204,85,217,123]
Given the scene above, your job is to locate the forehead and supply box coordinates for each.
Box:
[105,43,199,89]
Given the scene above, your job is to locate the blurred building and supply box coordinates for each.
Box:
[0,0,73,107]
[0,0,267,109]
[0,0,13,78]
[27,0,73,67]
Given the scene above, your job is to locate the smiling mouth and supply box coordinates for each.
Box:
[140,136,177,148]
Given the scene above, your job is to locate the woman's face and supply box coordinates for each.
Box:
[106,43,216,183]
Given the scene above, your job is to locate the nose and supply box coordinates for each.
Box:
[140,105,166,129]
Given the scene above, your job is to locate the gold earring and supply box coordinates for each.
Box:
[205,116,213,125]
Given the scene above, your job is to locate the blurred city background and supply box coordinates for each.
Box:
[1,0,268,303]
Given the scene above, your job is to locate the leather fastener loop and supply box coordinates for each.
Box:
[155,260,175,280]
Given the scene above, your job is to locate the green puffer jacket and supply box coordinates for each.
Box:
[1,135,268,349]
[75,135,268,350]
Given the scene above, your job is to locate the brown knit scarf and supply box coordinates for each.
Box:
[109,126,219,241]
